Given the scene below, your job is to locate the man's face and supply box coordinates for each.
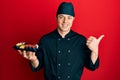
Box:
[57,14,74,32]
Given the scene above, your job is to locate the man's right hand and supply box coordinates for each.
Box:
[18,50,37,61]
[18,50,39,68]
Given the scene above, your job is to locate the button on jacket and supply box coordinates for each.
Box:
[30,29,99,80]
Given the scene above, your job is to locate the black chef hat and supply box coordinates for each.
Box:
[56,2,75,17]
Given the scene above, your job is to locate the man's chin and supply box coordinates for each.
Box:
[58,27,71,32]
[61,28,70,32]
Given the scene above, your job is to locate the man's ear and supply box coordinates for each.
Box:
[56,16,58,20]
[73,17,75,21]
[72,17,75,24]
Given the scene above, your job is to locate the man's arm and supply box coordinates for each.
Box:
[86,35,104,64]
[31,58,39,68]
[18,50,39,68]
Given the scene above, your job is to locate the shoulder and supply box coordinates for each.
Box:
[39,30,56,43]
[72,30,87,41]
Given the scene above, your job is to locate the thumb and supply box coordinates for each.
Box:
[98,35,104,42]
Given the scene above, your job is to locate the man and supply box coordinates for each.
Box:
[18,2,104,80]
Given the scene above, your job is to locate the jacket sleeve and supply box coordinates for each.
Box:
[30,38,45,72]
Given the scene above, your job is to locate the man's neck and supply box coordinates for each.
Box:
[57,29,70,38]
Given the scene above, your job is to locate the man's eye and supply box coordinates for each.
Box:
[68,17,72,19]
[58,16,63,19]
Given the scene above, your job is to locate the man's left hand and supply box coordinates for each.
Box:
[86,35,104,64]
[86,35,104,53]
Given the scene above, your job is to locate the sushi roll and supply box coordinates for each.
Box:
[14,42,39,52]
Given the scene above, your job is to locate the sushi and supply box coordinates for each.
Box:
[14,42,39,52]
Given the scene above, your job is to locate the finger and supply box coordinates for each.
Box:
[98,35,104,42]
[87,39,93,42]
[28,51,33,59]
[23,50,28,59]
[87,38,94,43]
[87,40,93,44]
[86,40,91,45]
[30,52,36,58]
[88,36,96,41]
[88,36,93,40]
[18,50,22,55]
[87,40,90,43]
[32,52,36,56]
[27,51,36,60]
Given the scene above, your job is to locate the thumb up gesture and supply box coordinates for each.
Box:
[86,35,104,52]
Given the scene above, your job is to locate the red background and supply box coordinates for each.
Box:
[0,0,120,80]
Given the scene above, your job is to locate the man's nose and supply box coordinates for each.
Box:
[63,18,68,23]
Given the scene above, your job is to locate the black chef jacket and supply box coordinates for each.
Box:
[30,29,99,80]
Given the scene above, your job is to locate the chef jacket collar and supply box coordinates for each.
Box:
[54,29,74,39]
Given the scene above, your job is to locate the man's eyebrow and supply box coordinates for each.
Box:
[59,14,64,16]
